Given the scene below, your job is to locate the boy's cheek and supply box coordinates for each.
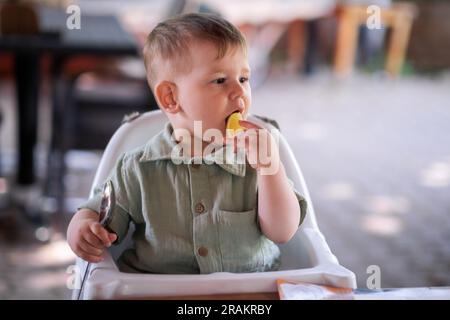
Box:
[244,100,252,112]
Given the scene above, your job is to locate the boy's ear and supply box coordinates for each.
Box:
[154,81,180,114]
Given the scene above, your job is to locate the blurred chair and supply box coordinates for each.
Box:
[334,1,418,77]
[62,62,156,149]
[44,58,158,218]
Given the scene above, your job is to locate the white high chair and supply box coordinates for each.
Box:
[72,110,356,299]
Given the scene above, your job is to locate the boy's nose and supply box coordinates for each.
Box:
[229,81,245,100]
[235,98,245,113]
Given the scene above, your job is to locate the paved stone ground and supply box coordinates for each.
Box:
[252,71,450,289]
[1,71,449,299]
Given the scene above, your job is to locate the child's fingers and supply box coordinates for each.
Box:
[89,222,112,247]
[83,231,104,249]
[239,120,263,130]
[109,233,117,243]
[78,239,104,257]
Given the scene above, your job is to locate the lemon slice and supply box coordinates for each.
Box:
[226,112,244,136]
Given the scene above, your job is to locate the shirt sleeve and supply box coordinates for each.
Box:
[77,153,134,243]
[287,178,308,227]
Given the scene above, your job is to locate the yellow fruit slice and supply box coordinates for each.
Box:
[226,112,244,136]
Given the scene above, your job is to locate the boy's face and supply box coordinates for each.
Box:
[173,39,251,140]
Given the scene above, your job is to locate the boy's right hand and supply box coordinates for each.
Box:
[67,209,117,263]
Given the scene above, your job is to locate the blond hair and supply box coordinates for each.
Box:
[143,13,247,90]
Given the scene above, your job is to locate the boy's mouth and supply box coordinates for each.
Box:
[225,110,242,126]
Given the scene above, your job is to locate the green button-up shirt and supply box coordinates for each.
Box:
[79,122,307,274]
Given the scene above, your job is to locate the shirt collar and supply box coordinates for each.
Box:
[139,122,246,177]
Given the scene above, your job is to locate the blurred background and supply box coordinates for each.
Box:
[0,0,449,299]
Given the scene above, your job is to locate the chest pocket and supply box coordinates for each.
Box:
[217,208,274,273]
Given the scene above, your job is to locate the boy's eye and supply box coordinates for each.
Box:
[240,77,249,83]
[213,78,226,84]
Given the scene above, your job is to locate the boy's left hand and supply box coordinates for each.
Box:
[227,120,280,174]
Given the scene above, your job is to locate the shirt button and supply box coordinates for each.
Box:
[195,203,205,214]
[198,247,208,257]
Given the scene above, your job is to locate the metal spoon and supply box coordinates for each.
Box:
[77,180,115,300]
